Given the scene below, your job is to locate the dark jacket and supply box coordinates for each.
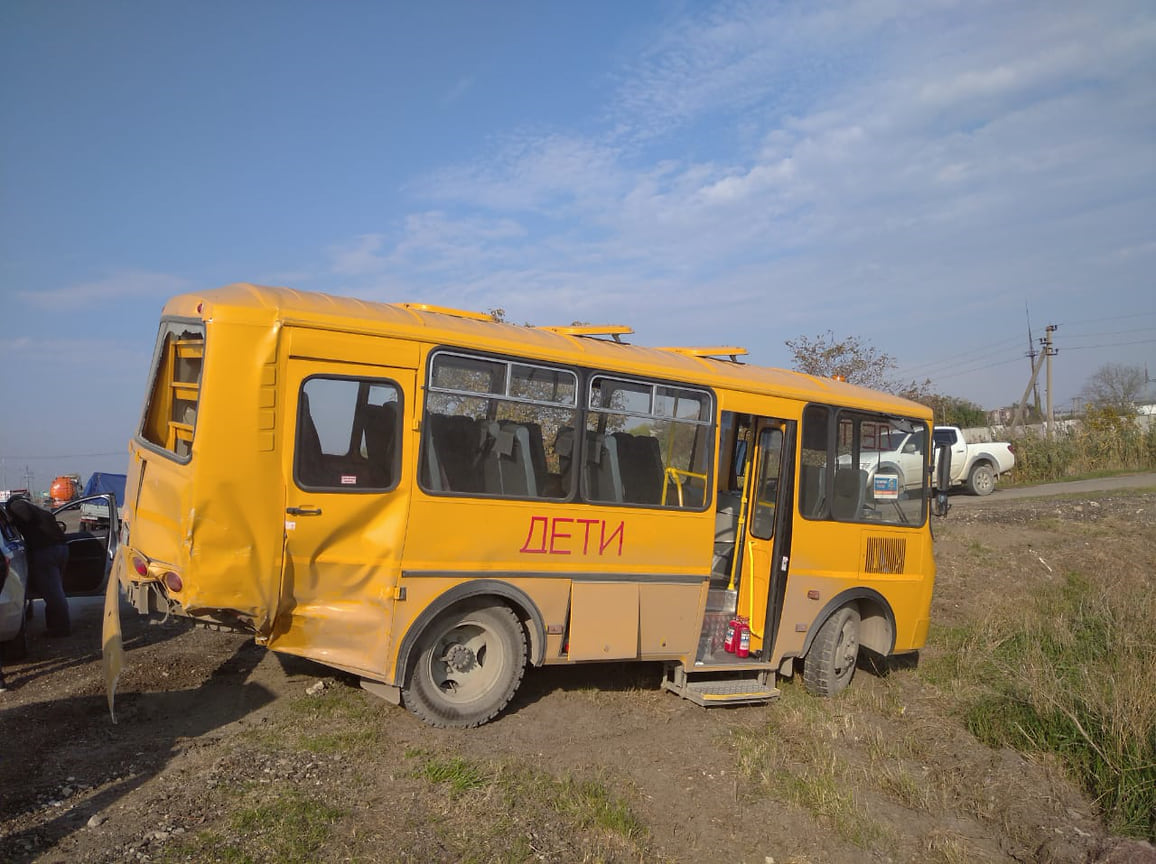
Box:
[7,499,66,550]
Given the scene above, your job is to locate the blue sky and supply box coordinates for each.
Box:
[2,0,1154,490]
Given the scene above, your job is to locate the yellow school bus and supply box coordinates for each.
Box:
[109,284,939,727]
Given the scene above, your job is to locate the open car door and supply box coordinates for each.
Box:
[51,494,121,596]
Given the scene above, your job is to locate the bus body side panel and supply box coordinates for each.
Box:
[394,494,713,672]
[772,515,932,664]
[904,536,936,651]
[126,318,286,631]
[267,328,418,680]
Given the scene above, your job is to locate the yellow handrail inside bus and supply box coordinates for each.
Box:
[662,466,708,507]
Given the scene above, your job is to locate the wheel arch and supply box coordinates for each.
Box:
[801,587,896,658]
[971,454,999,474]
[392,579,546,683]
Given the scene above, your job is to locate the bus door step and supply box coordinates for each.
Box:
[661,664,780,707]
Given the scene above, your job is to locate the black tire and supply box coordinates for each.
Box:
[967,462,995,496]
[2,615,28,662]
[401,601,526,728]
[803,605,861,697]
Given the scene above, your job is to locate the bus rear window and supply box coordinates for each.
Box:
[140,321,205,460]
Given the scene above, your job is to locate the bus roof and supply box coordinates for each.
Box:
[166,283,931,419]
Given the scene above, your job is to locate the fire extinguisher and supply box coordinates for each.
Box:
[736,617,751,658]
[723,617,739,653]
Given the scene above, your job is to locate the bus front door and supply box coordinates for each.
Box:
[740,419,795,656]
[273,356,415,678]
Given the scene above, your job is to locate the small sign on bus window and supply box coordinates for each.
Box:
[874,474,899,500]
[341,475,358,485]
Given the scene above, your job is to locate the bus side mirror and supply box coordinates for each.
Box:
[932,442,952,517]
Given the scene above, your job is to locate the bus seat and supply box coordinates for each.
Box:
[799,465,826,518]
[832,468,866,520]
[425,414,486,493]
[519,422,549,490]
[297,393,329,487]
[483,421,538,497]
[613,433,664,505]
[362,403,397,487]
[585,431,624,502]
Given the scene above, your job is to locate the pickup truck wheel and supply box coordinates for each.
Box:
[402,601,526,728]
[967,463,995,496]
[803,605,861,697]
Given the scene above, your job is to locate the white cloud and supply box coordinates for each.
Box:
[17,270,190,307]
[320,0,1156,407]
[328,234,390,276]
[442,75,475,105]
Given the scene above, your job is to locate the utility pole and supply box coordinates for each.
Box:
[1012,350,1046,432]
[1044,325,1057,439]
[1025,304,1042,418]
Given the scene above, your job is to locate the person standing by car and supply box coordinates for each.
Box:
[7,497,71,637]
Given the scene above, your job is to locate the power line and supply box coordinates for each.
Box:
[897,336,1025,379]
[1064,338,1156,351]
[1060,311,1156,327]
[1063,326,1156,340]
[925,355,1025,382]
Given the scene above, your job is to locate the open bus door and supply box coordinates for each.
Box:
[664,415,794,706]
[741,420,795,657]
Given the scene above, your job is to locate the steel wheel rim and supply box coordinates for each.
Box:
[834,618,859,679]
[426,620,505,704]
[976,469,993,493]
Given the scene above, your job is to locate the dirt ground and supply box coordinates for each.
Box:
[2,487,1155,864]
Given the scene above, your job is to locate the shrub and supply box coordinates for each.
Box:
[1010,411,1156,483]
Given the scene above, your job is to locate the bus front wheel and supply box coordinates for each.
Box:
[402,601,527,728]
[803,605,861,697]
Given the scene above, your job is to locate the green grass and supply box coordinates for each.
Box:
[161,789,344,864]
[403,748,650,857]
[730,683,886,848]
[241,682,384,755]
[925,569,1156,840]
[410,751,492,796]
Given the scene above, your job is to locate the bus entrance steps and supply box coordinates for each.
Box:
[661,664,780,707]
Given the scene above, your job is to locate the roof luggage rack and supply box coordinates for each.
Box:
[399,303,495,322]
[656,346,748,362]
[537,324,634,342]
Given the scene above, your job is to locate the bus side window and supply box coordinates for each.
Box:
[422,352,579,501]
[800,405,831,519]
[585,376,712,510]
[295,377,401,492]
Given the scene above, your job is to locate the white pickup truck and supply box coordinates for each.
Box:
[853,424,1014,497]
[932,426,1015,496]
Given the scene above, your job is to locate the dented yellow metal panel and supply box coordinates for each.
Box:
[125,316,287,629]
[270,353,416,678]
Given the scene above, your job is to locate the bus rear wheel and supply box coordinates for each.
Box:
[803,605,861,697]
[402,601,526,728]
